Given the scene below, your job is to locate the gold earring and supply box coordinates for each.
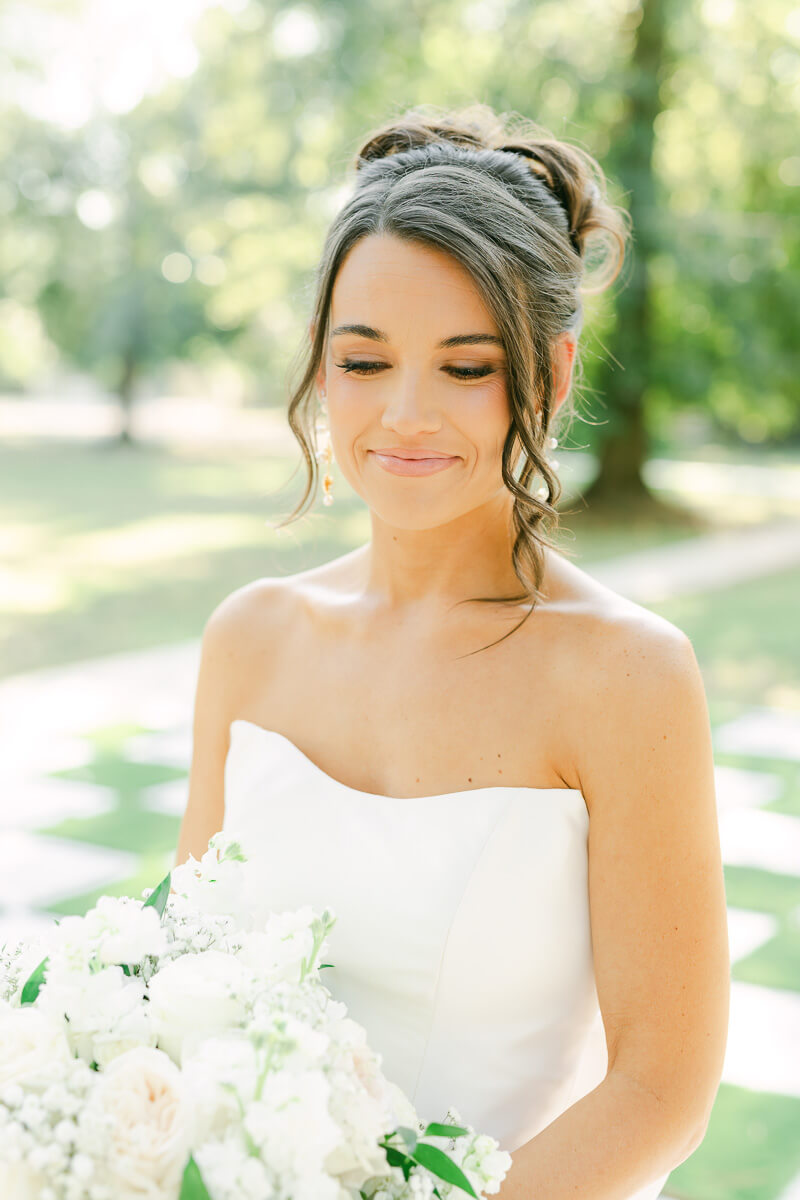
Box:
[315,394,334,506]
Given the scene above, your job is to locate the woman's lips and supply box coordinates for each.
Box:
[368,450,459,476]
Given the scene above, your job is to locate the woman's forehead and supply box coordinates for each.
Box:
[330,237,498,340]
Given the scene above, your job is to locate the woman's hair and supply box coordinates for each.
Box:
[273,102,632,656]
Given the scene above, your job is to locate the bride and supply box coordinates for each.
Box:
[176,103,730,1200]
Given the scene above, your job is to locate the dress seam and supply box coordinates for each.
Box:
[410,794,515,1107]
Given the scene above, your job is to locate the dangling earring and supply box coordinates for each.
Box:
[536,435,559,499]
[315,392,335,506]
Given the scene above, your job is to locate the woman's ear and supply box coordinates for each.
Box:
[552,331,577,411]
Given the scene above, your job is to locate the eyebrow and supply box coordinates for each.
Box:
[330,323,504,350]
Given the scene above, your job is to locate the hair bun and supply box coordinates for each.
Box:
[496,142,582,255]
[356,118,484,167]
[351,103,629,287]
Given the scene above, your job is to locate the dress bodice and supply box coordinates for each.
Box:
[222,719,670,1199]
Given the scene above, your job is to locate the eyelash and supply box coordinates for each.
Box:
[334,359,495,380]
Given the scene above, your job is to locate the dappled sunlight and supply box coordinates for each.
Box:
[66,513,258,569]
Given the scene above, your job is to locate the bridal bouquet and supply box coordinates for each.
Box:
[0,831,511,1200]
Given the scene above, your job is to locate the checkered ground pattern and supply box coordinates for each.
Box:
[1,703,799,1199]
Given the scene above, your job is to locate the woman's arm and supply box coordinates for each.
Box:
[175,583,272,868]
[498,618,730,1200]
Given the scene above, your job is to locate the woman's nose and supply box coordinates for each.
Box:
[380,382,441,432]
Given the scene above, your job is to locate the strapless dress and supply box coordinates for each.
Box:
[222,719,671,1199]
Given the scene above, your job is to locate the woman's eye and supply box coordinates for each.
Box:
[335,359,494,380]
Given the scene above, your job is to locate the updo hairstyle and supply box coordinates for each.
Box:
[274,102,631,654]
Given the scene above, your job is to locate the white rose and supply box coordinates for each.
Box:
[87,1045,193,1200]
[92,999,158,1069]
[0,1005,73,1089]
[147,951,248,1065]
[83,895,168,966]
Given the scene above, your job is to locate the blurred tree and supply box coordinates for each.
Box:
[33,111,230,445]
[579,0,677,513]
[1,0,797,471]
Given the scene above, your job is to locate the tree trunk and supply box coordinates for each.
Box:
[116,348,137,446]
[582,0,672,512]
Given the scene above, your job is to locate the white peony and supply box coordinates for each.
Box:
[147,950,249,1065]
[0,1005,73,1089]
[86,1045,193,1200]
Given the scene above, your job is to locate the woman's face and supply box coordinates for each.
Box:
[315,233,574,531]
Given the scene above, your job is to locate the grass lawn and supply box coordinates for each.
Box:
[0,436,767,680]
[651,564,800,715]
[3,433,800,1198]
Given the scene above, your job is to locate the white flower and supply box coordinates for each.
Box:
[86,1046,193,1199]
[91,1000,158,1069]
[382,1079,419,1131]
[170,834,249,920]
[1,937,51,1005]
[246,1068,340,1180]
[181,1033,260,1142]
[147,950,248,1065]
[83,896,167,966]
[193,1133,274,1200]
[237,907,319,986]
[0,1005,73,1089]
[36,961,147,1064]
[0,1160,47,1200]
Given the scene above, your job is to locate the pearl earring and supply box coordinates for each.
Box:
[315,391,334,506]
[536,435,559,499]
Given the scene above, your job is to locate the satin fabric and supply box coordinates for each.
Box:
[222,718,671,1199]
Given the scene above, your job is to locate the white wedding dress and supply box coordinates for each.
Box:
[222,718,671,1200]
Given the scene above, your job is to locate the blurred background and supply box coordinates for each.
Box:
[1,0,799,1196]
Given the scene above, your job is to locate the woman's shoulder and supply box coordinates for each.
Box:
[540,550,700,798]
[205,550,361,649]
[541,546,689,652]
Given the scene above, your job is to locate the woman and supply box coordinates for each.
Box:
[177,103,730,1200]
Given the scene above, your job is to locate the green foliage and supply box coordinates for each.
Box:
[1,0,797,445]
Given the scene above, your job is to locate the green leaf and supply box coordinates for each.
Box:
[20,956,49,1005]
[179,1155,213,1200]
[143,871,171,918]
[412,1143,479,1198]
[381,1145,414,1179]
[423,1121,470,1139]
